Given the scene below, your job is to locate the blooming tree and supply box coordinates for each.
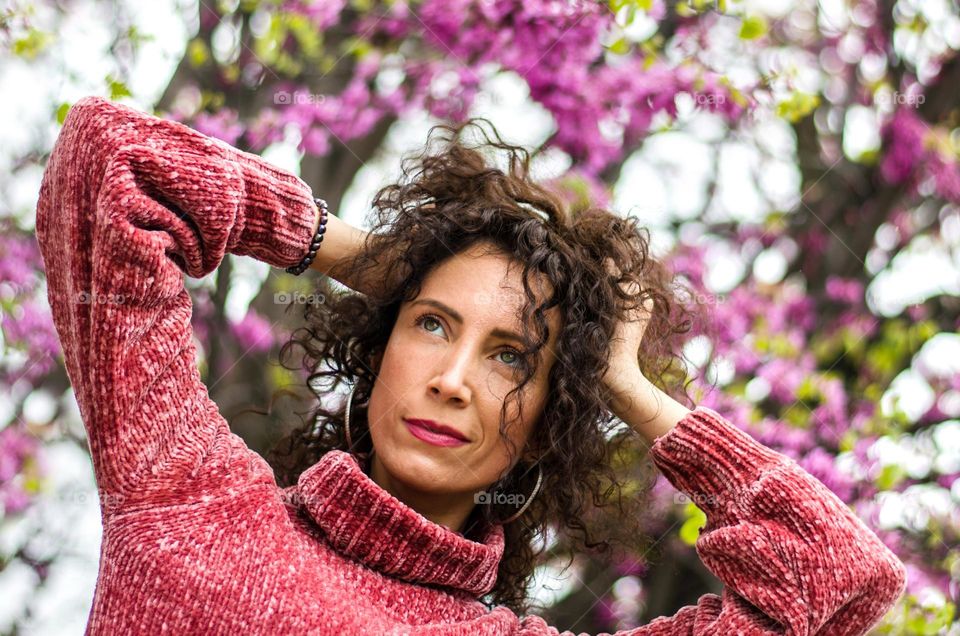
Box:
[2,0,958,632]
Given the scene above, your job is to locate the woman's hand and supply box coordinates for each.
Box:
[600,258,691,445]
[599,258,654,395]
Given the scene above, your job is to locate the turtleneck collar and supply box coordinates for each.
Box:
[290,450,504,597]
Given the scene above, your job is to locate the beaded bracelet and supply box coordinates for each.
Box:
[286,197,329,275]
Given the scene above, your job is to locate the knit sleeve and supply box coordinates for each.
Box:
[35,96,319,499]
[514,406,907,636]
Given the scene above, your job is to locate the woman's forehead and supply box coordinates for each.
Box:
[425,243,553,299]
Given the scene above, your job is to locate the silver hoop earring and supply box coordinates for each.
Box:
[500,463,544,524]
[344,383,357,452]
[344,382,374,465]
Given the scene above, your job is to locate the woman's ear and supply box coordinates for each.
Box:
[521,443,543,466]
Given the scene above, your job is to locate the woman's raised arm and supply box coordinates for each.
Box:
[512,406,907,635]
[36,96,319,503]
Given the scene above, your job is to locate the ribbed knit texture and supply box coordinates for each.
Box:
[35,96,907,635]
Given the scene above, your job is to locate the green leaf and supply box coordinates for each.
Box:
[287,13,322,59]
[739,14,768,40]
[342,35,373,59]
[12,27,52,59]
[188,38,210,67]
[270,364,298,390]
[23,475,43,493]
[876,463,906,490]
[125,24,155,47]
[775,92,820,123]
[608,36,631,55]
[796,376,819,402]
[56,102,71,126]
[913,319,939,342]
[855,148,879,165]
[106,75,132,100]
[679,502,707,546]
[838,430,857,453]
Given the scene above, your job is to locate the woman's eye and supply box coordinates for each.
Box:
[417,314,444,334]
[416,314,522,368]
[498,349,521,367]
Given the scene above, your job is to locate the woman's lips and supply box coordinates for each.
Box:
[403,419,469,447]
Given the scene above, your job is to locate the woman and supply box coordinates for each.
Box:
[36,96,906,635]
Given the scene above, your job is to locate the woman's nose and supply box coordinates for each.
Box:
[428,347,474,404]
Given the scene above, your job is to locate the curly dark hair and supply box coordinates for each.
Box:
[263,118,701,615]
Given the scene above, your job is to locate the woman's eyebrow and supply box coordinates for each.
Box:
[410,298,524,342]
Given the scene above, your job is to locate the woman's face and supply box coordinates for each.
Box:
[366,241,562,519]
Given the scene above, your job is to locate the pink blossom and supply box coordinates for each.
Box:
[903,562,951,597]
[928,154,960,203]
[799,446,856,502]
[545,168,612,210]
[230,310,275,353]
[756,358,807,404]
[300,126,331,156]
[879,108,927,184]
[825,276,864,305]
[282,0,347,30]
[753,418,816,459]
[0,424,42,516]
[192,108,245,146]
[246,107,287,152]
[1,298,61,385]
[0,232,43,290]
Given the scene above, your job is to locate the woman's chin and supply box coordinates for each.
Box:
[381,440,471,488]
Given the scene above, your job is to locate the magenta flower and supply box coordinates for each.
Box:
[799,446,856,502]
[194,109,245,146]
[757,358,807,405]
[1,233,43,291]
[1,298,61,385]
[825,276,864,305]
[230,310,275,353]
[928,154,960,203]
[0,425,43,517]
[282,0,347,30]
[879,108,927,185]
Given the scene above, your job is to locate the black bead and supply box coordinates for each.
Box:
[286,197,332,275]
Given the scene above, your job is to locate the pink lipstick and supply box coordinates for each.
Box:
[403,418,470,447]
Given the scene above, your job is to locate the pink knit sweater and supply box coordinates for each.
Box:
[36,96,906,635]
